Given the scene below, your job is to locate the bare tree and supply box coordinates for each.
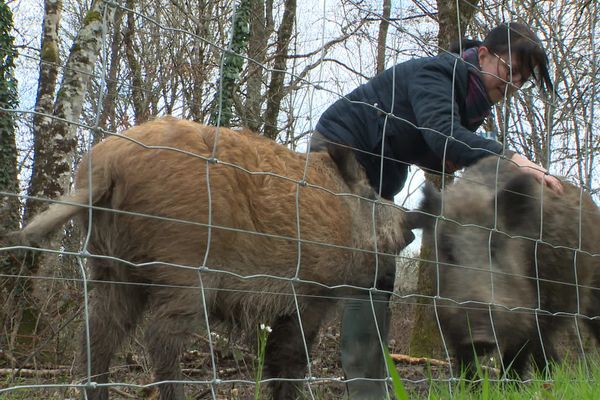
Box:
[96,6,125,137]
[27,0,62,219]
[123,0,149,125]
[375,0,391,74]
[209,0,251,127]
[263,0,296,140]
[242,0,273,132]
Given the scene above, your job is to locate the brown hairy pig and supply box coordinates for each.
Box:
[7,117,412,399]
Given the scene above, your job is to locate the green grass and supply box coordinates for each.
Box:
[384,347,410,400]
[420,358,600,400]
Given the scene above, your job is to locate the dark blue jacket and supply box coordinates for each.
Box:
[315,52,504,199]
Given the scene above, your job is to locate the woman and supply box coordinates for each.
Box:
[310,22,562,399]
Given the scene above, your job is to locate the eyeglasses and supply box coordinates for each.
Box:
[492,52,535,90]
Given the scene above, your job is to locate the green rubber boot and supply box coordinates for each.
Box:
[341,292,392,399]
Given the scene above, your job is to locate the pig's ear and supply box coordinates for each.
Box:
[405,183,441,231]
[495,173,541,235]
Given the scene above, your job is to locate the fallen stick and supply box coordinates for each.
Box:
[390,354,449,367]
[390,354,500,375]
[0,367,70,377]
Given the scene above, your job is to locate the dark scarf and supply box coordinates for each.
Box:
[461,47,493,131]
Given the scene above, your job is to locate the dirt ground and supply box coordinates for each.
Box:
[138,308,451,400]
[0,300,450,399]
[112,300,451,399]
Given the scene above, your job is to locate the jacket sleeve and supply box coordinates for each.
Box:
[406,57,506,167]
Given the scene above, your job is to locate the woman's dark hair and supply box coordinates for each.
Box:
[448,39,482,54]
[483,22,554,94]
[449,22,555,95]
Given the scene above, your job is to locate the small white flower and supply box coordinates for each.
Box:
[260,323,266,330]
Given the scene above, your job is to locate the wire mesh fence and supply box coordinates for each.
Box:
[1,0,599,398]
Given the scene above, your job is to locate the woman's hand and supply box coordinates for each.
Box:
[510,153,564,194]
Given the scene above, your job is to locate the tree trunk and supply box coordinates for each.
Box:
[178,0,215,122]
[97,6,125,139]
[209,0,252,127]
[436,0,481,50]
[262,0,295,140]
[243,0,272,132]
[124,0,149,125]
[376,0,391,75]
[27,0,62,220]
[409,0,481,358]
